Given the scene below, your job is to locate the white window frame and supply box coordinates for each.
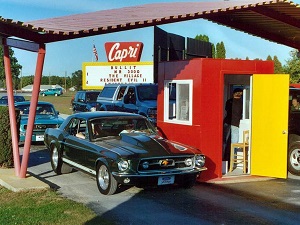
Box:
[164,79,193,125]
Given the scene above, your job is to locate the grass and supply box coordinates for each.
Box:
[1,91,115,224]
[24,91,75,115]
[0,186,114,225]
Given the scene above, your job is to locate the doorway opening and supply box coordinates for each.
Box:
[223,74,251,177]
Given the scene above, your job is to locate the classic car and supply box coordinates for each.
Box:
[1,95,26,102]
[15,101,64,142]
[44,111,207,195]
[40,88,63,96]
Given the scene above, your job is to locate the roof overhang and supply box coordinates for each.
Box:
[0,0,300,49]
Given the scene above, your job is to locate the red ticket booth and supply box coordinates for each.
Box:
[157,58,289,181]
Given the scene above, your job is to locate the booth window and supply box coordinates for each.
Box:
[164,80,193,125]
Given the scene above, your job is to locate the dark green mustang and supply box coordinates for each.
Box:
[44,111,206,195]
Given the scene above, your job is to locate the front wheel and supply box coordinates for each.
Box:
[50,144,72,175]
[288,143,300,175]
[42,93,46,96]
[96,163,118,195]
[54,93,58,96]
[50,145,62,175]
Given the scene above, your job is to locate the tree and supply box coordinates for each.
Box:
[283,50,300,83]
[215,41,226,59]
[195,34,225,58]
[71,70,82,90]
[0,46,22,89]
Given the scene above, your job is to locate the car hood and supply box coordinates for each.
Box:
[97,133,201,158]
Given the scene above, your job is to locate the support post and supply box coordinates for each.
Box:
[19,44,46,178]
[2,38,21,176]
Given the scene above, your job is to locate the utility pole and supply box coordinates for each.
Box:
[65,71,67,93]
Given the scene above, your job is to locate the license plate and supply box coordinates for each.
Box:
[158,175,175,185]
[36,135,44,141]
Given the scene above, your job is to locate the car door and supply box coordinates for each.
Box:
[122,86,139,114]
[62,118,87,166]
[114,86,128,111]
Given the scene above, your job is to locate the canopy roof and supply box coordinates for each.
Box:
[0,0,300,49]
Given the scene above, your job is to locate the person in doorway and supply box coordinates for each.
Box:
[291,96,300,111]
[223,88,243,161]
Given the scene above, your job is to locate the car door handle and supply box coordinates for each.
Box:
[282,130,287,134]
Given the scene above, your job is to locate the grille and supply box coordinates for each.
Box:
[138,156,193,172]
[24,124,58,131]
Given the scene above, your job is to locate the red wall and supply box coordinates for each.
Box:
[157,58,274,181]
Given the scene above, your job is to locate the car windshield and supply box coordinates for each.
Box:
[137,85,158,101]
[90,117,157,140]
[16,104,56,115]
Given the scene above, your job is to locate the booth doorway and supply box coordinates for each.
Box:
[223,74,251,177]
[223,74,289,178]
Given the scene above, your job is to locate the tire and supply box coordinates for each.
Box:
[42,93,46,96]
[50,145,62,175]
[96,163,118,195]
[288,143,300,175]
[55,93,58,96]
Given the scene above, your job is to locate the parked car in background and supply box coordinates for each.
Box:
[96,83,157,124]
[72,90,101,113]
[40,88,63,96]
[288,87,300,175]
[15,101,64,143]
[1,95,26,102]
[44,111,206,195]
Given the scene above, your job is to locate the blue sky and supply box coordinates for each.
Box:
[0,0,299,77]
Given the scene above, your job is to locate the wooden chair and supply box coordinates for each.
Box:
[229,130,249,174]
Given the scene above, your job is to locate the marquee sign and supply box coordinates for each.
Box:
[82,62,153,90]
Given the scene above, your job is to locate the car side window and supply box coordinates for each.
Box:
[66,118,86,137]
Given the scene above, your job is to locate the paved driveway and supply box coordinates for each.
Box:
[26,144,300,225]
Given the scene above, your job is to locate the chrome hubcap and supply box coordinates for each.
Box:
[290,148,300,170]
[98,165,109,190]
[52,147,58,168]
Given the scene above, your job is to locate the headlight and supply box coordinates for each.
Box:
[142,161,149,169]
[195,155,205,167]
[184,158,193,167]
[118,160,129,171]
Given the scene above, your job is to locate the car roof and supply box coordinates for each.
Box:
[15,101,54,106]
[70,111,144,120]
[77,90,101,93]
[104,83,157,87]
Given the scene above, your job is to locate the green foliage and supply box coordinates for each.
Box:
[0,46,22,90]
[0,107,13,168]
[71,70,83,90]
[215,41,226,59]
[283,50,300,83]
[195,34,225,58]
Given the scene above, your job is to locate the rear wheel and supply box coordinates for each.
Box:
[288,143,300,175]
[42,93,46,96]
[96,163,118,195]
